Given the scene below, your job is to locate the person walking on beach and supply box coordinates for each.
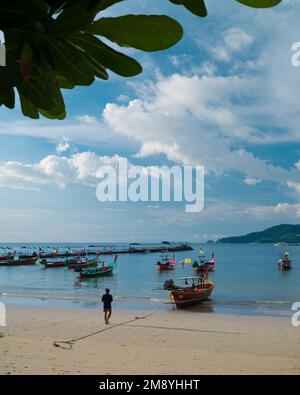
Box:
[102,288,113,324]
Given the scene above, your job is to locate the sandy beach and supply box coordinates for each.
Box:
[0,304,299,375]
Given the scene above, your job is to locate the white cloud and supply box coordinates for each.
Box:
[224,28,254,53]
[244,203,300,219]
[103,73,300,188]
[243,177,261,185]
[75,115,98,125]
[56,138,70,153]
[287,180,300,195]
[210,28,253,63]
[0,117,133,151]
[169,54,193,67]
[0,153,126,191]
[146,200,300,229]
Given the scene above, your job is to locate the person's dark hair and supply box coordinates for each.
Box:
[105,288,110,294]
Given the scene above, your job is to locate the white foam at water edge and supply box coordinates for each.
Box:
[150,298,164,303]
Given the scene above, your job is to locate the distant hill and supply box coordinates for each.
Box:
[217,224,300,244]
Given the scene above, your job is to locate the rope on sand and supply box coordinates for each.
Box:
[53,314,153,350]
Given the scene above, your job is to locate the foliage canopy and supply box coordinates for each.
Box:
[0,0,282,120]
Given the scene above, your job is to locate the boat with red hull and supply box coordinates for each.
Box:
[45,261,67,268]
[193,251,216,274]
[0,253,15,261]
[157,255,176,272]
[39,258,68,268]
[0,256,38,266]
[194,258,216,273]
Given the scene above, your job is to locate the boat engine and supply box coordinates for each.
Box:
[163,279,177,290]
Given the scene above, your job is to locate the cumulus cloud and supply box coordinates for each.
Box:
[0,153,126,191]
[103,73,300,188]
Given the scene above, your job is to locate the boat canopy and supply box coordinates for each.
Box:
[176,276,204,281]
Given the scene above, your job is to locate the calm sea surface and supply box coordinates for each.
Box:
[0,243,299,316]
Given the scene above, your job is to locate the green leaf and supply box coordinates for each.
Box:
[18,77,55,110]
[19,94,39,119]
[0,1,49,28]
[34,0,51,15]
[70,33,142,77]
[89,15,183,52]
[47,5,93,36]
[20,42,33,79]
[38,57,66,118]
[45,38,95,85]
[3,86,15,109]
[170,0,207,17]
[38,107,66,120]
[87,56,109,80]
[56,73,76,89]
[235,0,282,7]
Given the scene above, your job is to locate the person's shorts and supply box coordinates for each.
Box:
[103,307,112,313]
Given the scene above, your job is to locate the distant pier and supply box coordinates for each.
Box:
[6,242,193,260]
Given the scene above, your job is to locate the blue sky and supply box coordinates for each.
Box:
[0,0,300,242]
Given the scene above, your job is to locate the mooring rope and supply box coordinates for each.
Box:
[53,314,153,350]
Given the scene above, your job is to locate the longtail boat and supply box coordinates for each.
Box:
[0,256,38,266]
[39,258,67,268]
[69,257,98,270]
[157,254,176,272]
[193,251,216,273]
[19,253,38,259]
[0,253,15,261]
[79,256,117,279]
[167,275,214,309]
[18,256,39,265]
[278,252,292,271]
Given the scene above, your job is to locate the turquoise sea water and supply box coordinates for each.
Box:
[0,243,299,316]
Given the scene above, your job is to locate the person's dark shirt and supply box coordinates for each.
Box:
[102,293,113,309]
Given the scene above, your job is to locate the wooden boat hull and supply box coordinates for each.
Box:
[18,257,39,265]
[45,261,67,268]
[195,265,214,273]
[170,282,214,309]
[157,265,175,272]
[79,262,115,278]
[79,267,114,278]
[69,261,98,270]
[278,263,292,271]
[0,254,15,261]
[19,254,38,259]
[0,257,38,266]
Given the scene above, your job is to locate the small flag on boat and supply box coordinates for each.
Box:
[180,258,192,264]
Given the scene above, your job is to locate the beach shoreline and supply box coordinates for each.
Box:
[1,304,299,375]
[0,292,295,318]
